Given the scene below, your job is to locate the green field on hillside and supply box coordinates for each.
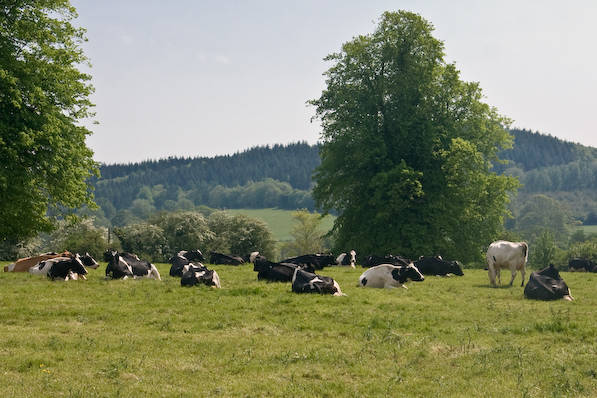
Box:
[577,225,597,235]
[224,208,335,241]
[1,263,596,397]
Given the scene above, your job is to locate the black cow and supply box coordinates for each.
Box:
[169,249,205,277]
[209,252,245,265]
[104,250,161,280]
[291,268,345,296]
[524,264,573,301]
[253,258,315,282]
[46,255,89,281]
[181,264,221,288]
[363,254,411,268]
[280,254,336,270]
[413,256,464,276]
[568,258,597,272]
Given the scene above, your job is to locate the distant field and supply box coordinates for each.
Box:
[1,263,596,397]
[223,208,335,241]
[577,225,597,234]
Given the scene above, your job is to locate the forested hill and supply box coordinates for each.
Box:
[92,131,597,224]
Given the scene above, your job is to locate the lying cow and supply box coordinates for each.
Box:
[242,251,261,263]
[209,252,245,265]
[181,264,221,288]
[362,254,411,268]
[413,256,464,276]
[104,250,161,280]
[253,257,315,282]
[169,249,205,277]
[280,254,336,270]
[358,263,424,289]
[4,251,72,272]
[291,268,345,296]
[29,253,98,277]
[486,240,528,287]
[568,258,597,272]
[30,254,88,281]
[524,264,573,301]
[335,250,357,268]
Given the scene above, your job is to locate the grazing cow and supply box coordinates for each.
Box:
[524,264,573,301]
[209,252,245,265]
[181,264,221,288]
[253,258,315,282]
[358,263,424,289]
[280,254,336,270]
[486,240,528,287]
[362,254,411,268]
[169,249,205,277]
[335,250,357,268]
[291,268,345,296]
[568,258,597,272]
[104,250,161,280]
[414,256,464,276]
[4,251,72,272]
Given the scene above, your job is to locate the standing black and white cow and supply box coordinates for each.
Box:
[181,264,221,288]
[209,252,245,265]
[362,254,411,268]
[335,250,357,268]
[486,240,528,287]
[253,257,314,282]
[280,254,336,270]
[568,258,597,272]
[291,268,345,296]
[169,249,205,277]
[104,250,161,280]
[358,263,424,289]
[413,256,464,276]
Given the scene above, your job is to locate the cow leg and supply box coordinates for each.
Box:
[509,270,515,286]
[488,266,497,287]
[520,267,525,287]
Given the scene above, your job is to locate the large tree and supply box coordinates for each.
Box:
[310,11,519,261]
[0,1,97,241]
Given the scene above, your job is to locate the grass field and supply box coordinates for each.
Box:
[1,263,596,397]
[223,208,335,241]
[577,225,597,235]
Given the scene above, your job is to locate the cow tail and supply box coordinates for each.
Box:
[521,242,528,262]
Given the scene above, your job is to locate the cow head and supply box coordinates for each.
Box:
[391,264,424,283]
[185,249,205,262]
[71,254,89,276]
[79,252,99,269]
[449,261,464,276]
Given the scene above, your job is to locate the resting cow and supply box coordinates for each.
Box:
[291,268,345,296]
[362,254,411,268]
[335,250,357,268]
[169,249,205,277]
[253,258,314,282]
[209,252,245,265]
[486,240,528,287]
[104,250,161,280]
[280,254,336,270]
[29,255,88,281]
[358,263,424,289]
[568,258,597,272]
[413,256,464,276]
[29,253,98,277]
[524,264,573,301]
[181,264,221,288]
[4,251,72,272]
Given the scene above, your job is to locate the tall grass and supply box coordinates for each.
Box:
[1,263,596,397]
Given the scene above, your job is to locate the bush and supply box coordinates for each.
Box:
[113,223,168,262]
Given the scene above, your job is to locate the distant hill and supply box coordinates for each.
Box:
[91,130,597,225]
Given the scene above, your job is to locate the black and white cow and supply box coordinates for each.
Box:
[104,250,161,280]
[169,249,205,277]
[253,257,315,282]
[209,252,245,265]
[335,250,357,268]
[181,264,221,288]
[413,256,464,276]
[358,263,424,289]
[568,258,597,272]
[291,268,345,296]
[280,254,336,270]
[29,253,97,278]
[242,251,261,263]
[362,254,411,268]
[524,264,573,301]
[29,254,89,281]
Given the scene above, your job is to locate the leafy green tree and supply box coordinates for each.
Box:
[310,11,518,261]
[531,229,556,268]
[280,210,327,258]
[113,223,168,262]
[0,1,98,241]
[207,211,275,258]
[514,194,569,244]
[50,218,109,259]
[150,211,214,258]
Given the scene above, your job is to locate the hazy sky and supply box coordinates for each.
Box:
[71,0,597,164]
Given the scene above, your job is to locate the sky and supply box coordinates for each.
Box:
[71,0,597,164]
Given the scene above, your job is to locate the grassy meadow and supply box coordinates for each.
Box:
[1,262,596,397]
[577,225,597,235]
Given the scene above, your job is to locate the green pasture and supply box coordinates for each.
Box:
[577,225,597,235]
[1,263,596,397]
[224,208,335,241]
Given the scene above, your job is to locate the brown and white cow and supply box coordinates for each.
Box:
[486,240,528,287]
[4,252,72,272]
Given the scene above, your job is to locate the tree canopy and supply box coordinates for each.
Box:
[0,0,97,241]
[310,11,519,261]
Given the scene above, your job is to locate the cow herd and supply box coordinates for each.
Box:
[2,240,589,301]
